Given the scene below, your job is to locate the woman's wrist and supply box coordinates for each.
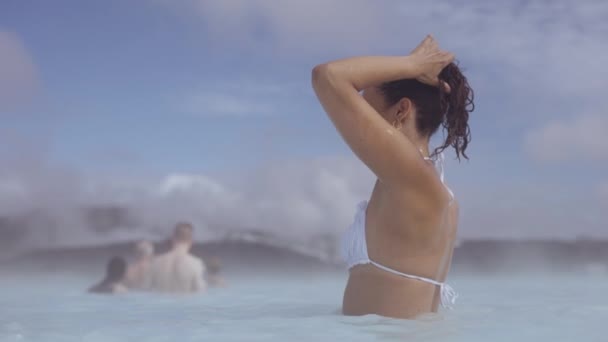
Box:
[401,55,423,79]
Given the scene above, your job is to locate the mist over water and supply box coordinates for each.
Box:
[0,147,375,261]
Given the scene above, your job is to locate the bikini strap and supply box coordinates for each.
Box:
[434,152,445,183]
[420,150,453,202]
[419,149,446,182]
[369,260,442,285]
[369,260,458,309]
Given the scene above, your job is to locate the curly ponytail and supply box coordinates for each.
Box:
[435,63,474,160]
[379,62,474,161]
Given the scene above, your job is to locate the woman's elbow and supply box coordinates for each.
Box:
[311,63,335,88]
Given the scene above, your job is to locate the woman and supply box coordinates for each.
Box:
[312,35,473,319]
[88,256,128,294]
[125,240,155,290]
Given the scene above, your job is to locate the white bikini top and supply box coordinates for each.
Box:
[340,153,458,309]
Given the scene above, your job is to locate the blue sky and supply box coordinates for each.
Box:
[1,0,607,245]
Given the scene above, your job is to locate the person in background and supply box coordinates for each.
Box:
[88,256,128,294]
[125,240,155,290]
[149,222,207,293]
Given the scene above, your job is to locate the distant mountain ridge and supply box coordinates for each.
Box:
[3,236,608,275]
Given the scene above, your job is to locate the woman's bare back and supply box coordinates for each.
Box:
[342,174,458,318]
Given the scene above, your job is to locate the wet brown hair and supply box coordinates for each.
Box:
[379,62,474,160]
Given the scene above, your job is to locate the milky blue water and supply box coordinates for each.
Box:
[0,271,605,342]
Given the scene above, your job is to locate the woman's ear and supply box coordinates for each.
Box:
[395,98,413,124]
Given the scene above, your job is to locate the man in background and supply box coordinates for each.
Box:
[149,222,206,293]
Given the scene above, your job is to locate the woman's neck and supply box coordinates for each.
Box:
[405,133,431,158]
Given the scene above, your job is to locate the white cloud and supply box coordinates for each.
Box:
[401,1,608,94]
[159,173,227,197]
[180,80,298,117]
[525,115,608,162]
[0,154,83,217]
[599,181,608,202]
[383,1,608,128]
[166,0,608,118]
[0,31,39,113]
[182,91,275,117]
[177,0,390,54]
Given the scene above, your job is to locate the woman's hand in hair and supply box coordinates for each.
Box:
[409,35,454,93]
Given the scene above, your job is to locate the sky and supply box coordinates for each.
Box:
[1,0,607,249]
